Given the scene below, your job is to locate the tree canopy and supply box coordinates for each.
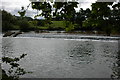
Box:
[2,1,120,35]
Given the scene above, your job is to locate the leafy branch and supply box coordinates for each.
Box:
[2,54,32,80]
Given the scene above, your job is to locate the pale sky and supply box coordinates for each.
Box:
[0,0,97,19]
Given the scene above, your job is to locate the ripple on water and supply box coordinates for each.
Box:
[2,37,119,78]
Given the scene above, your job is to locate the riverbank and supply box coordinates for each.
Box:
[2,30,120,37]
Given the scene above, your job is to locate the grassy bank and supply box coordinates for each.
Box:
[37,21,66,30]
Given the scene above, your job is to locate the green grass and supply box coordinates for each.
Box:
[37,21,66,30]
[50,21,65,28]
[37,26,49,30]
[10,21,70,31]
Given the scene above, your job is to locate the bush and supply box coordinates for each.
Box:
[65,21,75,32]
[19,20,33,32]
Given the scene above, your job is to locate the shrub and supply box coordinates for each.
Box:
[19,20,31,32]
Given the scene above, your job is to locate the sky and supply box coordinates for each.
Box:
[0,0,97,19]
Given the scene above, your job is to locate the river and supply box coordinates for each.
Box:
[2,32,120,78]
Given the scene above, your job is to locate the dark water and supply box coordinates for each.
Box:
[2,33,120,78]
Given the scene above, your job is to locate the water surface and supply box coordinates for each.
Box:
[2,33,120,78]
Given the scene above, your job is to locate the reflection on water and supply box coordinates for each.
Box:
[2,36,119,78]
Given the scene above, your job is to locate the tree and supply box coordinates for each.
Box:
[30,0,79,32]
[53,1,78,22]
[2,10,16,31]
[83,2,114,35]
[18,7,26,17]
[32,2,52,23]
[19,20,32,32]
[18,7,34,32]
[53,1,78,31]
[75,8,91,30]
[111,3,120,33]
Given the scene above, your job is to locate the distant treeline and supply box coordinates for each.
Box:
[2,10,34,32]
[1,2,120,35]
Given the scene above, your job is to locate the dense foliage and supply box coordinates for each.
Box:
[2,10,17,31]
[2,10,34,32]
[83,2,120,35]
[2,1,120,35]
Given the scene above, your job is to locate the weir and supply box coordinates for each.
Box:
[18,33,120,40]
